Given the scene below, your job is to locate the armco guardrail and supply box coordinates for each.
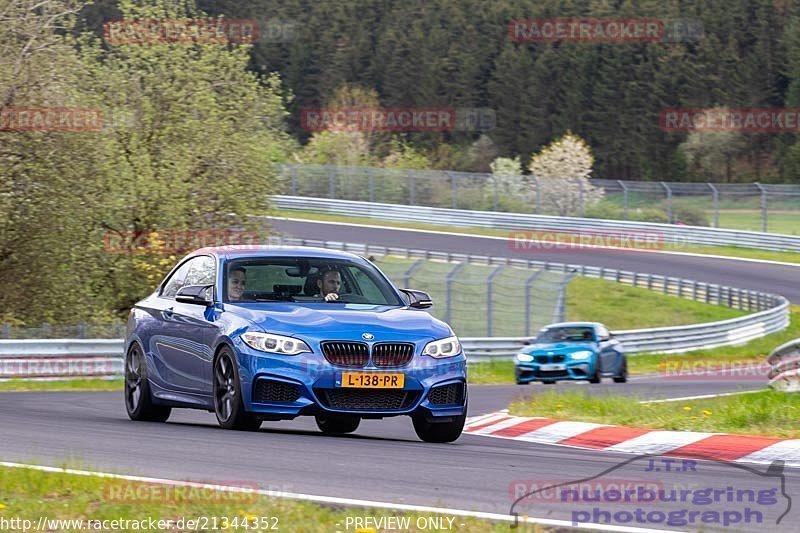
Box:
[0,240,789,377]
[768,338,800,391]
[0,339,123,379]
[271,195,800,252]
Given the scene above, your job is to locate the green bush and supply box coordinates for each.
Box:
[668,203,710,226]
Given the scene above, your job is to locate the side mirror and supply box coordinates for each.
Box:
[400,289,433,309]
[176,284,214,306]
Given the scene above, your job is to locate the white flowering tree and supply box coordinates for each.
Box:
[528,133,604,215]
[488,156,524,196]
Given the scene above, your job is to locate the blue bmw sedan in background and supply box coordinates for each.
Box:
[124,246,467,442]
[514,322,627,385]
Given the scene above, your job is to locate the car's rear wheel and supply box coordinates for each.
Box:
[613,358,628,383]
[542,380,556,385]
[412,410,466,443]
[125,343,171,422]
[214,347,261,431]
[315,415,360,434]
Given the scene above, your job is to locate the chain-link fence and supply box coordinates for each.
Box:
[371,255,573,337]
[281,164,800,234]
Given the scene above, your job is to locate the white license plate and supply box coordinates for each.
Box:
[539,363,566,371]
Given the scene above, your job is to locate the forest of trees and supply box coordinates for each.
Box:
[176,0,800,182]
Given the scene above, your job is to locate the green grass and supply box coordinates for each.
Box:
[508,389,800,438]
[0,465,529,532]
[566,277,746,330]
[272,209,800,264]
[0,378,123,392]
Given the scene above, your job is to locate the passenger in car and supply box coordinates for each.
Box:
[228,266,247,301]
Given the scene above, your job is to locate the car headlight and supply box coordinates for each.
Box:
[241,332,311,355]
[570,350,594,360]
[423,336,461,358]
[516,353,534,363]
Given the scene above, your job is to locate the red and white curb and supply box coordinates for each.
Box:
[465,411,800,467]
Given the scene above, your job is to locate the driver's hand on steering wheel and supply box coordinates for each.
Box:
[324,293,339,302]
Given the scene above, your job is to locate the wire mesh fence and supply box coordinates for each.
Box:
[281,164,800,234]
[371,255,572,337]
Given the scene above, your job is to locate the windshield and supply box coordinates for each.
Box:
[535,326,596,343]
[224,257,404,306]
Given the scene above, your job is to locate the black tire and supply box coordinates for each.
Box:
[516,380,529,385]
[588,359,602,384]
[412,410,466,443]
[613,358,628,383]
[542,380,556,385]
[315,415,361,434]
[214,347,262,431]
[125,343,171,422]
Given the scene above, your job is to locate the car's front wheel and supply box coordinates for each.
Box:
[214,347,261,431]
[315,415,360,434]
[613,358,628,383]
[125,343,171,422]
[588,359,602,384]
[412,410,466,443]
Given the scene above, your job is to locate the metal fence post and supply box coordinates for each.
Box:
[553,273,575,323]
[444,263,465,325]
[402,258,424,289]
[755,182,767,232]
[368,168,375,203]
[524,271,544,336]
[445,171,457,209]
[577,178,585,216]
[491,174,498,211]
[408,170,415,205]
[532,176,541,213]
[290,165,297,196]
[327,166,336,199]
[617,180,629,219]
[661,182,673,223]
[1,323,9,339]
[707,183,719,228]
[486,265,506,336]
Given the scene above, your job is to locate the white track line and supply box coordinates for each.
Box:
[269,216,800,268]
[639,389,764,404]
[0,461,674,533]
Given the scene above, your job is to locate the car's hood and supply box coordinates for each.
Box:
[226,302,452,343]
[524,341,598,355]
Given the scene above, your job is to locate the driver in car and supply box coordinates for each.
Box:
[316,268,342,302]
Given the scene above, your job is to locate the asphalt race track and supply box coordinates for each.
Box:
[1,376,792,532]
[268,218,800,303]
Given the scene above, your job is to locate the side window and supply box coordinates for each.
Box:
[596,325,610,341]
[161,256,213,298]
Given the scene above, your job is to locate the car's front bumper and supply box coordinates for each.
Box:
[234,340,467,419]
[515,360,594,382]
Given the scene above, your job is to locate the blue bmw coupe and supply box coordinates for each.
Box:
[124,246,467,442]
[514,322,627,385]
